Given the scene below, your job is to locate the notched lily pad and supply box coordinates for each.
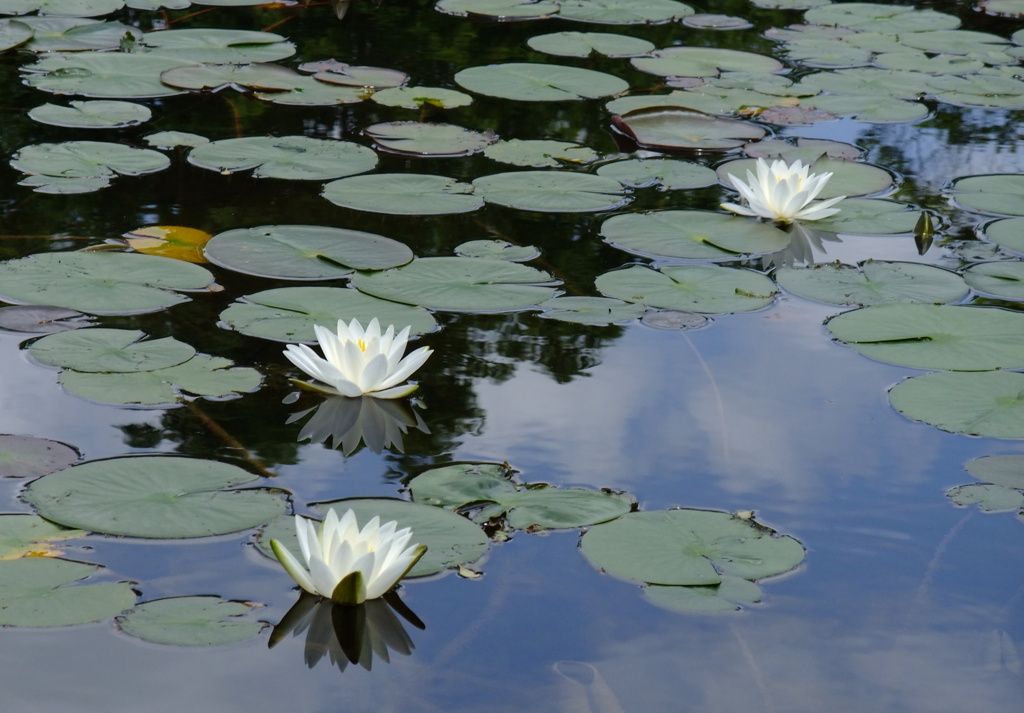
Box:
[473,171,628,212]
[117,596,264,646]
[0,435,79,478]
[29,328,195,373]
[536,296,645,324]
[965,454,1024,489]
[370,86,472,109]
[596,158,717,189]
[28,101,151,129]
[454,62,628,101]
[526,31,655,57]
[12,140,170,193]
[483,139,598,168]
[631,47,784,78]
[188,136,377,180]
[323,174,483,215]
[0,558,136,628]
[612,108,766,152]
[946,483,1024,512]
[963,261,1024,301]
[776,261,968,306]
[365,122,495,157]
[596,264,777,314]
[455,239,539,261]
[0,306,91,334]
[889,370,1024,439]
[601,210,790,260]
[0,514,85,559]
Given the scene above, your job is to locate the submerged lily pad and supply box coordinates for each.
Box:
[454,63,628,101]
[526,31,654,57]
[28,101,151,129]
[323,174,483,215]
[0,435,79,478]
[23,456,286,539]
[0,252,214,315]
[580,509,805,585]
[777,262,968,306]
[204,225,413,280]
[483,140,598,167]
[0,515,85,559]
[596,158,717,189]
[473,171,628,212]
[536,296,645,324]
[365,122,495,157]
[29,328,195,373]
[889,370,1024,439]
[826,304,1024,371]
[188,136,377,180]
[613,108,765,152]
[117,596,264,646]
[596,264,777,313]
[966,454,1024,488]
[409,463,633,529]
[963,262,1024,301]
[219,286,436,342]
[0,558,136,628]
[352,257,557,312]
[601,210,790,260]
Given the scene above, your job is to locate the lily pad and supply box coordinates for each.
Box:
[144,131,209,150]
[255,77,368,106]
[117,596,264,646]
[322,174,483,215]
[20,17,139,52]
[946,484,1024,512]
[158,63,306,92]
[473,171,628,212]
[580,509,805,585]
[826,304,1024,371]
[556,0,694,23]
[454,63,628,101]
[526,31,654,57]
[536,296,645,324]
[124,225,213,264]
[23,456,287,539]
[12,141,170,189]
[951,174,1024,216]
[59,354,262,406]
[601,210,790,260]
[966,455,1024,488]
[139,28,295,64]
[0,0,125,17]
[309,63,407,89]
[370,86,473,109]
[596,158,717,189]
[0,18,31,50]
[631,47,783,78]
[409,463,633,529]
[0,252,214,315]
[803,3,960,33]
[0,435,79,478]
[963,262,1024,301]
[22,52,193,98]
[683,13,751,29]
[219,286,436,342]
[596,264,777,314]
[0,558,136,628]
[0,515,85,559]
[204,225,413,280]
[888,370,1024,439]
[365,122,495,157]
[188,136,377,180]
[483,140,598,167]
[351,257,557,312]
[810,198,922,235]
[645,576,763,613]
[776,262,968,306]
[983,217,1024,254]
[28,101,151,129]
[455,239,539,261]
[435,0,559,18]
[0,306,91,334]
[29,328,195,373]
[613,108,766,152]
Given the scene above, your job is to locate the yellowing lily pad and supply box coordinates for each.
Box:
[124,225,212,264]
[0,515,86,560]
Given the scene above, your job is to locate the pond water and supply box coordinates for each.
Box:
[1,0,1023,711]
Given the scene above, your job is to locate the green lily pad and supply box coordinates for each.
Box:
[899,29,1007,55]
[21,17,139,52]
[803,3,960,33]
[926,74,1024,109]
[803,94,930,123]
[744,137,862,163]
[797,68,928,100]
[784,39,873,68]
[527,31,655,57]
[596,158,716,189]
[0,305,90,334]
[117,596,264,646]
[0,18,31,50]
[144,131,209,150]
[139,28,295,63]
[473,171,628,212]
[826,304,1024,371]
[322,174,483,215]
[483,140,598,168]
[435,0,559,18]
[963,262,1024,301]
[601,210,790,260]
[29,328,195,372]
[23,456,287,539]
[0,435,79,478]
[0,558,136,628]
[454,63,628,101]
[645,576,763,613]
[204,225,413,280]
[257,498,489,578]
[219,286,436,342]
[596,264,777,313]
[810,199,922,235]
[717,157,892,199]
[536,296,645,324]
[946,484,1024,512]
[255,76,368,106]
[777,262,968,306]
[683,13,752,28]
[951,175,1024,216]
[983,217,1024,254]
[365,122,495,157]
[631,47,783,78]
[580,509,805,585]
[158,63,306,92]
[409,463,633,530]
[22,52,192,98]
[455,239,539,261]
[188,136,377,180]
[0,252,214,315]
[873,52,985,75]
[59,354,262,406]
[0,515,86,559]
[12,141,169,189]
[984,0,1024,15]
[613,108,766,152]
[889,370,1024,439]
[309,62,407,89]
[351,257,557,312]
[370,86,473,109]
[965,454,1024,489]
[28,101,151,129]
[556,0,694,23]
[0,0,124,16]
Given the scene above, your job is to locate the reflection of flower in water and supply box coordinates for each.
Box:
[269,592,425,673]
[722,158,845,224]
[761,222,843,270]
[286,393,429,455]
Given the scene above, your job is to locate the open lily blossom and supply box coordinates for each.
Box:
[284,317,432,399]
[271,509,427,606]
[722,158,845,224]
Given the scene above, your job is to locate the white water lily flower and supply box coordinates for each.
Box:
[283,317,432,399]
[722,158,845,223]
[271,509,427,606]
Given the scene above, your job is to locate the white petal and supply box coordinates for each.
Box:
[721,201,758,217]
[377,346,432,390]
[361,353,391,392]
[270,539,318,595]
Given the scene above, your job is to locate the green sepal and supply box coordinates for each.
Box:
[331,570,366,606]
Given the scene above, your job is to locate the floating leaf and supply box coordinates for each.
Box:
[323,174,483,215]
[596,158,716,189]
[117,596,263,646]
[0,306,91,334]
[435,0,559,18]
[826,304,1024,371]
[526,31,654,57]
[631,47,783,78]
[802,3,960,33]
[370,86,472,109]
[255,76,367,106]
[0,515,85,559]
[966,455,1024,489]
[810,198,922,235]
[188,136,377,180]
[309,62,407,88]
[28,101,151,129]
[580,509,805,585]
[952,174,1024,216]
[22,52,192,98]
[365,122,495,157]
[205,225,413,280]
[455,239,539,261]
[0,435,79,478]
[483,139,598,168]
[139,28,295,63]
[219,286,436,342]
[12,141,169,191]
[29,328,195,373]
[454,63,628,101]
[776,262,968,306]
[409,463,633,529]
[613,108,766,152]
[596,264,777,313]
[144,131,209,150]
[20,17,140,52]
[947,484,1024,512]
[0,558,136,628]
[124,225,213,264]
[0,0,125,17]
[0,18,31,51]
[963,262,1024,301]
[158,63,306,92]
[889,371,1024,439]
[601,210,790,260]
[536,296,645,324]
[683,13,751,29]
[645,576,762,613]
[0,252,214,315]
[472,171,628,212]
[351,257,557,312]
[556,0,695,23]
[23,456,286,539]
